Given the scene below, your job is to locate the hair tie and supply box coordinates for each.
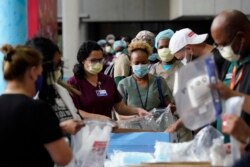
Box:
[4,52,12,62]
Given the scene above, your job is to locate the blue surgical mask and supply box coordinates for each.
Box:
[132,64,149,78]
[162,64,172,71]
[35,75,43,93]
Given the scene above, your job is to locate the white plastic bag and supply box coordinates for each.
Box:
[70,119,115,167]
[154,125,223,162]
[225,96,245,165]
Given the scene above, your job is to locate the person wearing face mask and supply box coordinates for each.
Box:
[106,34,116,46]
[169,28,225,74]
[210,10,250,144]
[150,29,183,92]
[148,29,193,141]
[0,44,72,166]
[97,39,114,73]
[26,37,83,135]
[166,28,225,136]
[117,40,173,120]
[112,40,130,85]
[67,41,149,120]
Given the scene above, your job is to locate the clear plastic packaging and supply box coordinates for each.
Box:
[154,125,223,162]
[225,96,245,165]
[209,137,226,166]
[173,54,222,130]
[151,106,176,131]
[70,119,115,167]
[117,106,175,131]
[117,114,159,131]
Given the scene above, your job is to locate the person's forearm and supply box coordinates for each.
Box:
[79,110,110,120]
[114,102,138,116]
[176,118,183,128]
[242,95,250,114]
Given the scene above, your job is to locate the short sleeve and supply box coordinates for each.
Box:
[117,79,128,104]
[159,77,174,103]
[33,100,63,144]
[67,76,82,109]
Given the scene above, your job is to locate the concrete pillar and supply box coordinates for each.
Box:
[0,0,27,94]
[62,0,80,79]
[79,22,88,44]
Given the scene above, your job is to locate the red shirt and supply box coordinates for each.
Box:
[67,73,122,117]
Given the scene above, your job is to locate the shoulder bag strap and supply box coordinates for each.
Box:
[156,76,165,108]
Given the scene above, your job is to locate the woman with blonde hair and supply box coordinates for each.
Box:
[0,44,72,166]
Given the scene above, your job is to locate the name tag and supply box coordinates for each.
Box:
[96,90,108,97]
[225,73,232,79]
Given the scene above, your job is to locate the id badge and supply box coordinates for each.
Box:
[96,90,108,97]
[225,73,232,79]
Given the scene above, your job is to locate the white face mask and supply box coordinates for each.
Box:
[218,45,240,62]
[105,46,112,53]
[47,70,62,85]
[158,48,174,62]
[108,39,115,45]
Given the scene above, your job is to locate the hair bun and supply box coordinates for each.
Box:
[1,44,14,61]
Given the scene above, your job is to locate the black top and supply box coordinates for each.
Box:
[233,151,250,167]
[211,48,226,77]
[0,94,63,167]
[219,58,250,126]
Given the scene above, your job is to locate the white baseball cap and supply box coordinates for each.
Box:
[169,28,208,54]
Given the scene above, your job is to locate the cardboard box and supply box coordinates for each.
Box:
[112,128,156,133]
[129,162,213,167]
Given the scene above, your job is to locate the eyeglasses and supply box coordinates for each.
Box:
[43,60,64,70]
[213,32,238,51]
[86,58,105,64]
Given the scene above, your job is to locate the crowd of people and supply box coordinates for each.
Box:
[0,9,250,166]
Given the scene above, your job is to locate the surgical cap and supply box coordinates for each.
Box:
[148,53,158,61]
[132,30,155,47]
[113,40,127,51]
[155,29,174,48]
[97,39,107,47]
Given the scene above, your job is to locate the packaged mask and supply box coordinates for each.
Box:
[132,64,149,78]
[88,62,103,75]
[158,48,174,62]
[173,54,222,130]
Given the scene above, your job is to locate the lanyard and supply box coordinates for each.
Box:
[230,65,244,90]
[134,77,149,110]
